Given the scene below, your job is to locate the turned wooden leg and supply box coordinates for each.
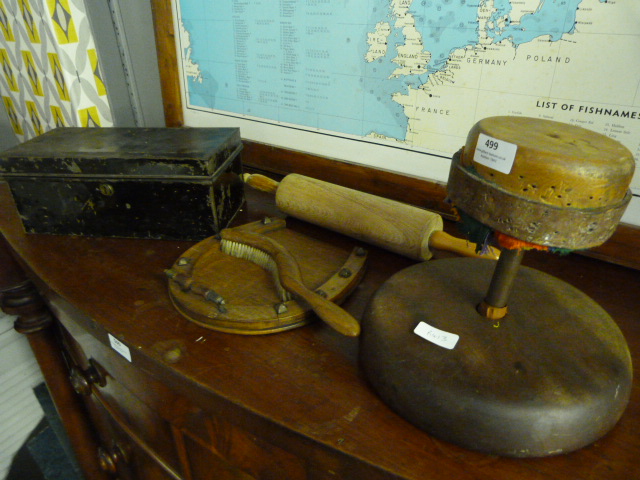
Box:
[0,234,110,480]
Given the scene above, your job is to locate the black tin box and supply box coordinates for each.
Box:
[0,127,244,240]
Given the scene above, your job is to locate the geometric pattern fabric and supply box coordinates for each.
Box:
[0,0,112,143]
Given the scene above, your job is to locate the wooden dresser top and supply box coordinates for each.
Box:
[1,181,639,480]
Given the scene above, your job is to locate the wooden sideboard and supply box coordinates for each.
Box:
[1,180,639,480]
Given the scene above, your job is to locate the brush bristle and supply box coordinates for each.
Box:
[220,239,292,302]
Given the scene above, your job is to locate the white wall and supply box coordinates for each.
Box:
[0,312,45,480]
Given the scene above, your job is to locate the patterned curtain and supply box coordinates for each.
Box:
[0,0,113,143]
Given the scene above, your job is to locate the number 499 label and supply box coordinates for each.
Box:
[473,133,518,174]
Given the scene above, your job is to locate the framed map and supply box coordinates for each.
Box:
[169,0,640,226]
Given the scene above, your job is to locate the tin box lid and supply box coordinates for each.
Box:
[0,127,242,178]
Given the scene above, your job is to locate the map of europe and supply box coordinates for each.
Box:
[176,0,640,199]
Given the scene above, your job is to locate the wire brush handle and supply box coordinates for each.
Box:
[220,229,361,337]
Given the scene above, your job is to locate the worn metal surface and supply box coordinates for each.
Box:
[460,116,635,210]
[447,152,631,249]
[0,128,244,240]
[360,257,632,458]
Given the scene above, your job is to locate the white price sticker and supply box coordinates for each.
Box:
[109,333,132,362]
[474,133,518,174]
[414,322,459,350]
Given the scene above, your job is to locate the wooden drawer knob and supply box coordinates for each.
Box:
[97,443,129,474]
[69,359,107,396]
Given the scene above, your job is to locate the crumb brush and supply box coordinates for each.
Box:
[220,228,361,337]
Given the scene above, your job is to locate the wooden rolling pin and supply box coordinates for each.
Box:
[243,173,499,261]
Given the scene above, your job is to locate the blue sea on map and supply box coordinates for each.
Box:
[182,0,586,141]
[410,0,479,74]
[487,0,582,44]
[183,0,421,139]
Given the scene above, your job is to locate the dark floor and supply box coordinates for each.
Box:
[7,383,83,480]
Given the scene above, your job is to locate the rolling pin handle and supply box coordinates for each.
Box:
[242,173,280,193]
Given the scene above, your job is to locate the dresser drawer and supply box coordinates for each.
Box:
[60,323,185,478]
[83,391,182,480]
[58,320,313,479]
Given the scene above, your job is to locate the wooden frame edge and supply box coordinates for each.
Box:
[150,0,184,127]
[242,141,452,218]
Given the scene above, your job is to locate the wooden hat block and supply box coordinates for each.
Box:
[359,117,635,457]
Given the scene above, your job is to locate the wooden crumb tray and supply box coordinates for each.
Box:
[167,217,367,334]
